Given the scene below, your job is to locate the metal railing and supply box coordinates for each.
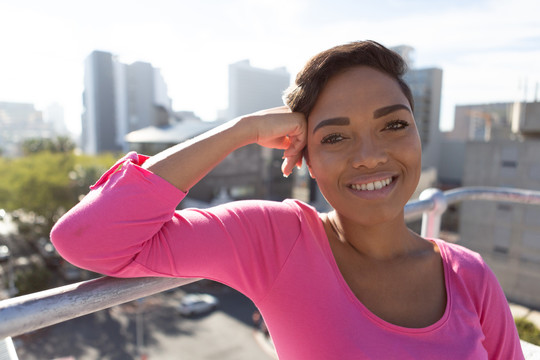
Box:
[1,186,540,342]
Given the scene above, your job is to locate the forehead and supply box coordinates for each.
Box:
[308,66,409,125]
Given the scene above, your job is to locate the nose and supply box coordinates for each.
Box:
[350,136,388,169]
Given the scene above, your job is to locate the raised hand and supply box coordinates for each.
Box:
[244,106,307,177]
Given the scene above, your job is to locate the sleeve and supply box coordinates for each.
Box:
[50,152,303,301]
[477,262,525,360]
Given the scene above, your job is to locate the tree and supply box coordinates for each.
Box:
[21,136,76,156]
[0,152,117,237]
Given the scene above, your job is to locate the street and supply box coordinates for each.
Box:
[13,282,275,359]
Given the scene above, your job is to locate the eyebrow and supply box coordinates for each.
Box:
[373,104,411,119]
[312,117,350,134]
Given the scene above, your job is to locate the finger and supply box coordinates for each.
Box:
[295,153,304,169]
[281,157,293,178]
[281,155,299,177]
[281,150,304,177]
[282,131,307,156]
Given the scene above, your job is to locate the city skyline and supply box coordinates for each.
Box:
[0,0,539,135]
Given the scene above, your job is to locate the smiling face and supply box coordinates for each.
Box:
[306,66,422,225]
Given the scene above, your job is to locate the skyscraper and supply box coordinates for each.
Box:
[392,45,443,170]
[226,60,290,118]
[222,60,293,201]
[81,51,172,154]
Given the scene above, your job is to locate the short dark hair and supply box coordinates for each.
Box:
[283,40,414,117]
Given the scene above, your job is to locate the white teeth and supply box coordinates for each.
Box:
[350,177,393,191]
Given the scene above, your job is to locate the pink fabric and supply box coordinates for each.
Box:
[51,152,524,360]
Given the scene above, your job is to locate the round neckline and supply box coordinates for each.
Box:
[315,215,452,334]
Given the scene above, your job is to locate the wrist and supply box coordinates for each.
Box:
[233,115,260,146]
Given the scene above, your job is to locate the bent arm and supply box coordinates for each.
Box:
[142,107,307,192]
[51,107,307,298]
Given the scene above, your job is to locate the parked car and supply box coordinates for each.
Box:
[177,293,219,316]
[0,245,10,262]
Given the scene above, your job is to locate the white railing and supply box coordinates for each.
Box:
[1,186,540,350]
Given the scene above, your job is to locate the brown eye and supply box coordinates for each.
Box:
[321,134,345,144]
[384,120,409,131]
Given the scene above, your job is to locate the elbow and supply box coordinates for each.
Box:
[50,213,92,267]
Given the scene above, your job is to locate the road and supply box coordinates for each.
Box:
[12,281,275,359]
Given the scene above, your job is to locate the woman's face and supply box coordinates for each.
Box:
[306,66,422,225]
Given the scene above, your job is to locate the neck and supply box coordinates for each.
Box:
[328,210,424,261]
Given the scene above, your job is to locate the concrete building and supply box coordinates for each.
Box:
[447,103,514,142]
[81,50,172,154]
[459,101,540,307]
[439,102,517,187]
[404,68,443,171]
[0,101,56,157]
[225,60,290,119]
[224,60,294,202]
[392,45,443,171]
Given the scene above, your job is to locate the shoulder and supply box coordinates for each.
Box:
[433,238,488,275]
[433,239,496,293]
[434,238,502,301]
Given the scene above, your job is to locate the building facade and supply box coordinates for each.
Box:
[392,45,443,171]
[439,102,518,187]
[0,101,56,157]
[404,67,443,170]
[448,103,514,142]
[459,101,540,307]
[224,60,294,202]
[81,50,172,154]
[226,60,290,119]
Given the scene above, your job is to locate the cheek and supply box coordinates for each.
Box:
[305,144,342,175]
[399,135,422,175]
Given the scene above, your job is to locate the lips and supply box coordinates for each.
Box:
[348,176,393,191]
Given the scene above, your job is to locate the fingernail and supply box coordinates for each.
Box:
[283,173,289,178]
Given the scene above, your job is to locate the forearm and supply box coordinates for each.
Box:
[142,106,307,191]
[142,116,255,192]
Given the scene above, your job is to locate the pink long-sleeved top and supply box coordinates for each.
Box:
[51,152,524,360]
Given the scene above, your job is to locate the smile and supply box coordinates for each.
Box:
[348,177,393,191]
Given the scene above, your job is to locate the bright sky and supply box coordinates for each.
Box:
[1,0,539,135]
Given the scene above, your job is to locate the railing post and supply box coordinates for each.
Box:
[419,188,447,238]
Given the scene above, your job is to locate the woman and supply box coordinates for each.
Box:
[51,41,524,359]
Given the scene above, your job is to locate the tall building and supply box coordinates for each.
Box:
[81,51,172,154]
[223,60,295,201]
[403,68,443,170]
[392,45,443,171]
[226,60,290,118]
